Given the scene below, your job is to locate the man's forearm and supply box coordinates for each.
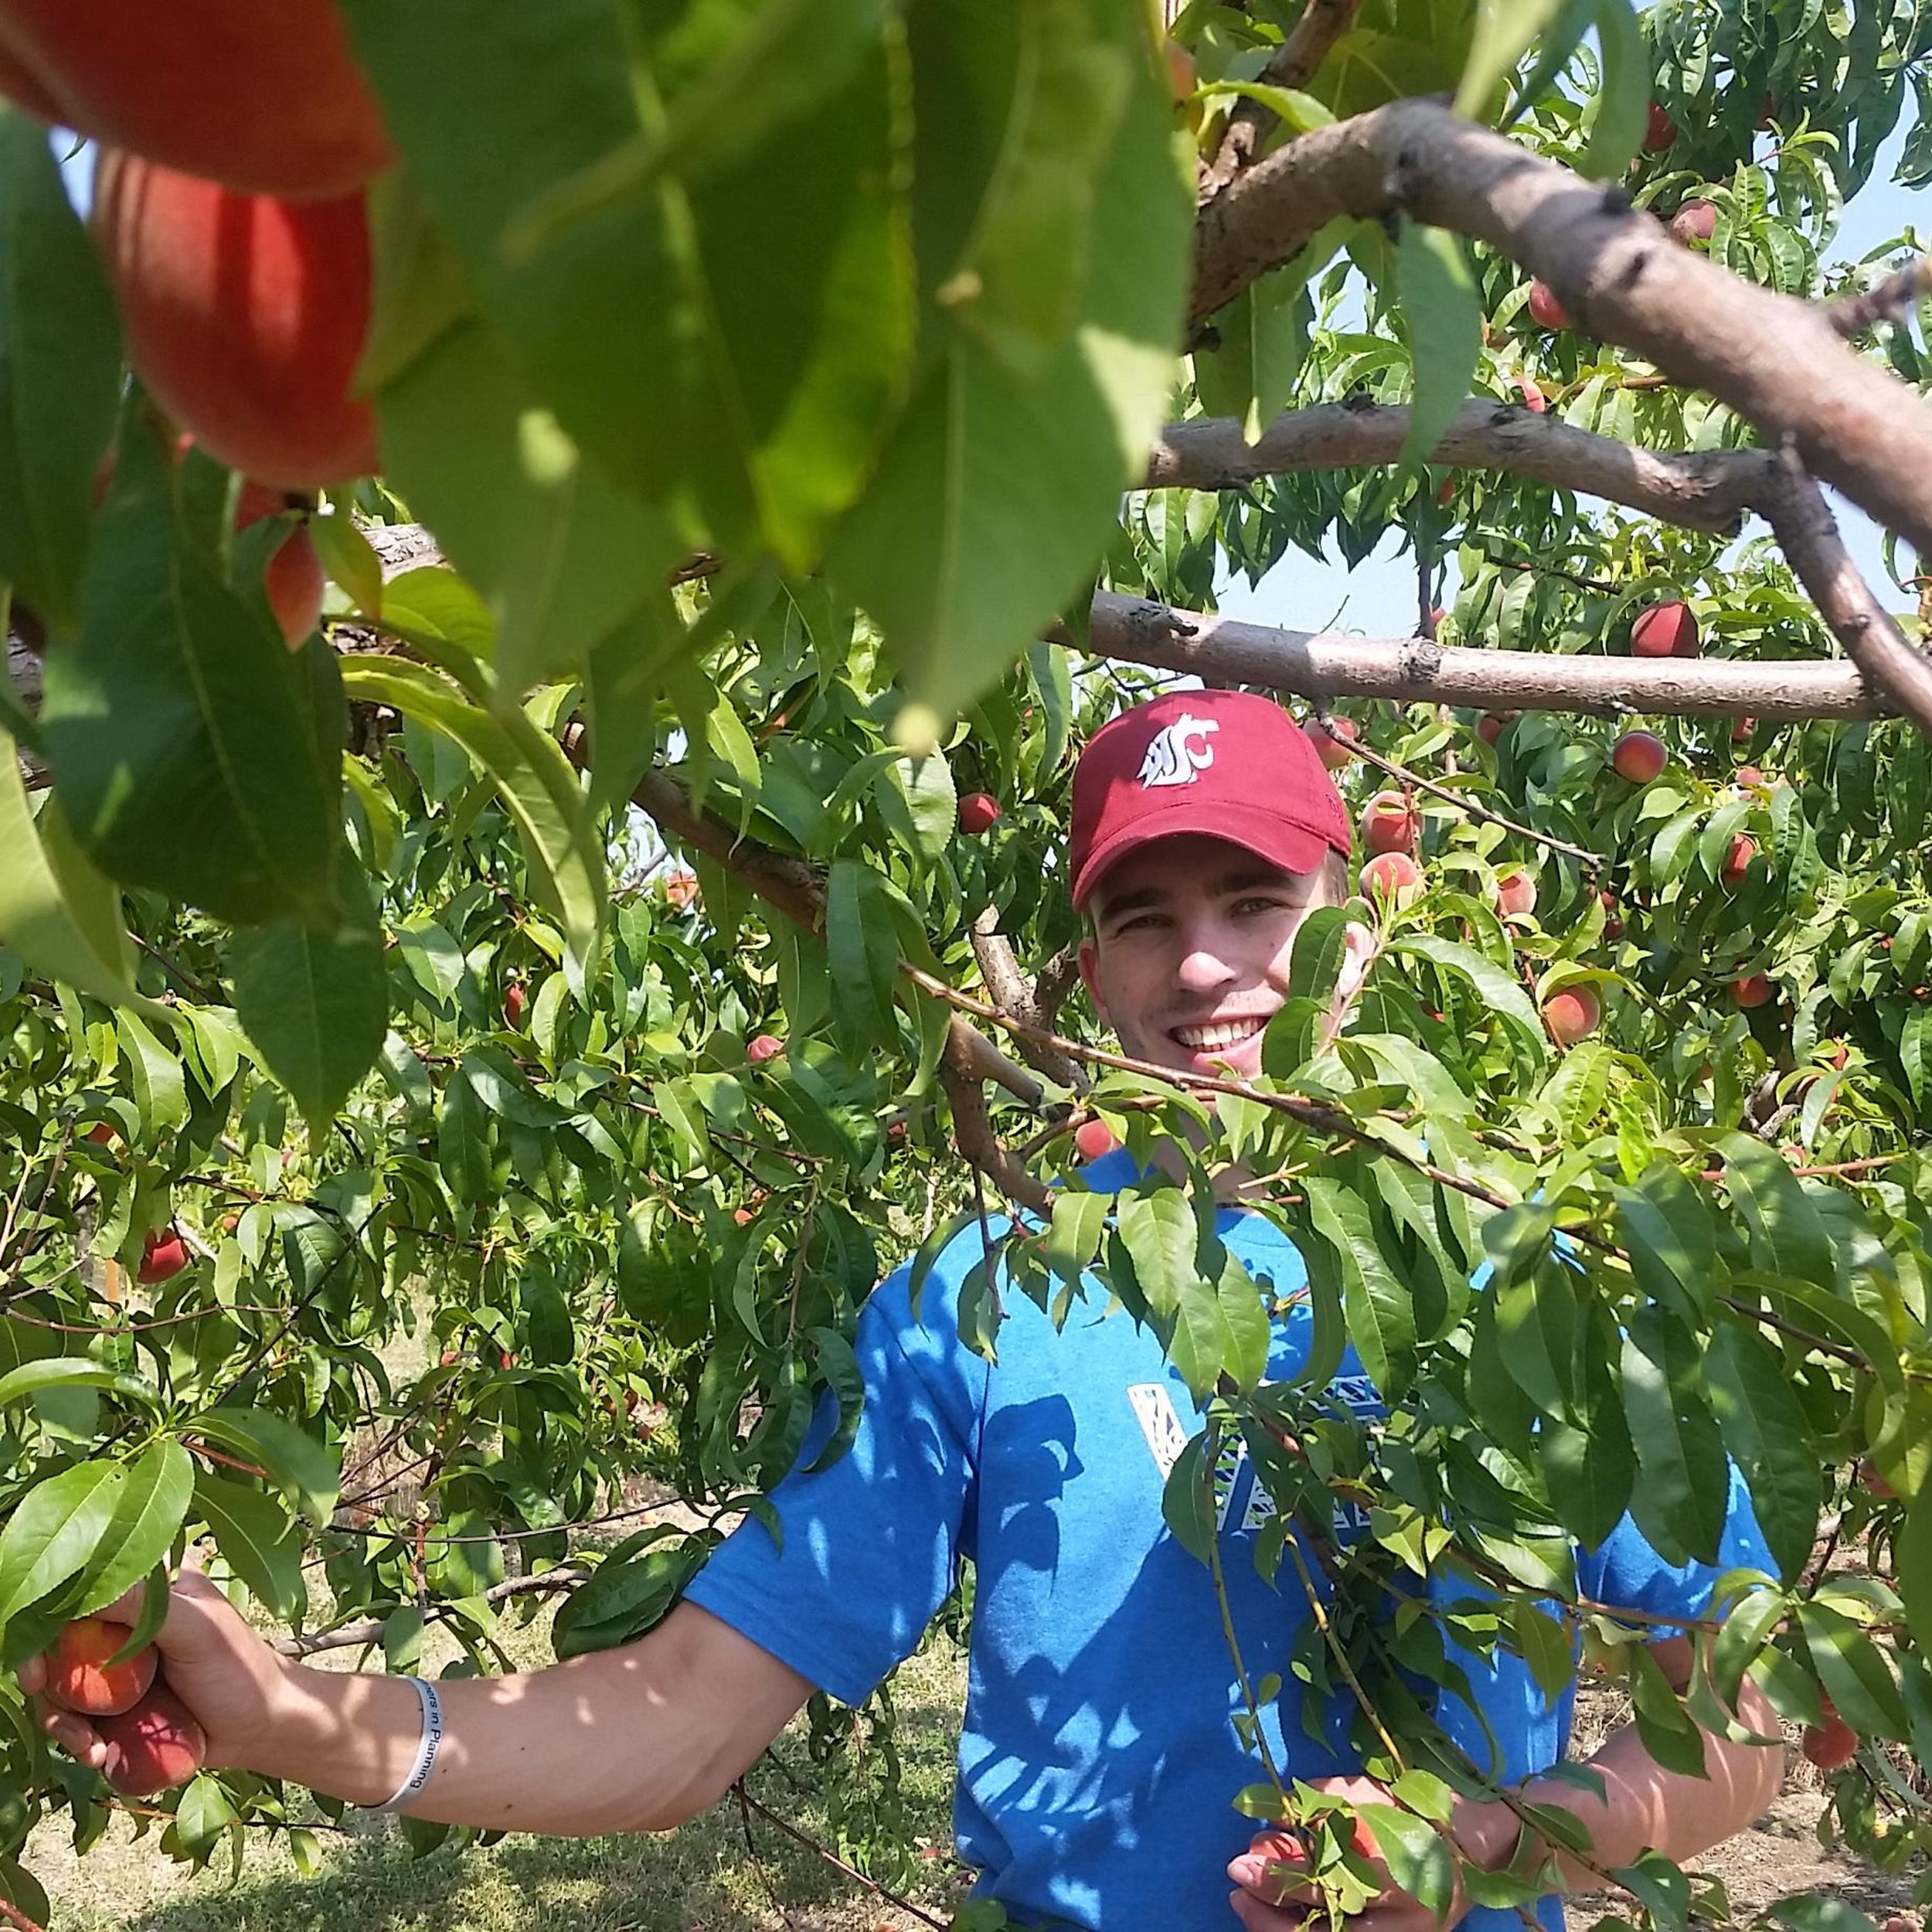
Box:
[1454,1648,1785,1893]
[241,1604,809,1836]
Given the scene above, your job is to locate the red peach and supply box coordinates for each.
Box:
[1163,39,1196,102]
[1600,890,1624,942]
[138,1230,189,1284]
[1669,199,1717,244]
[733,1207,754,1227]
[503,982,528,1028]
[1629,600,1699,658]
[1358,852,1423,908]
[747,1033,786,1064]
[1858,1456,1894,1500]
[1359,791,1420,856]
[1073,1119,1119,1162]
[83,1123,117,1147]
[1801,1714,1855,1771]
[1476,712,1517,747]
[1526,281,1570,330]
[97,1685,206,1796]
[1734,766,1764,789]
[1644,101,1679,151]
[1514,374,1547,413]
[957,792,1002,835]
[261,522,325,646]
[1731,716,1756,743]
[663,870,699,910]
[1543,986,1601,1046]
[1722,834,1757,886]
[1732,974,1774,1009]
[40,1618,158,1717]
[1304,716,1358,771]
[1610,730,1667,784]
[1494,870,1536,918]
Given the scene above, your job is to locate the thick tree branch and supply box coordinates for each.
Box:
[1145,400,1769,534]
[1199,0,1364,200]
[940,1057,1053,1217]
[971,908,1084,1090]
[1189,97,1932,566]
[1076,591,1886,719]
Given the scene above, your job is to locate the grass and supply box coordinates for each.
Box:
[24,1602,971,1932]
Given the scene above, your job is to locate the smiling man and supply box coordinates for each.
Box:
[24,690,1781,1932]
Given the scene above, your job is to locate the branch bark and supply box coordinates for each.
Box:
[971,908,1084,1090]
[1076,591,1887,719]
[1189,97,1932,567]
[1145,400,1770,534]
[1199,0,1363,200]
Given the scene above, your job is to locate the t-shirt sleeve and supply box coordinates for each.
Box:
[683,1262,985,1707]
[1582,1461,1777,1635]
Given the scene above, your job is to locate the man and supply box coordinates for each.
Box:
[24,691,1782,1931]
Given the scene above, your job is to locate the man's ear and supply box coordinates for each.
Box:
[1334,920,1374,1004]
[1077,934,1107,1022]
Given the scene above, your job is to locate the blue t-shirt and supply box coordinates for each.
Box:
[688,1152,1772,1932]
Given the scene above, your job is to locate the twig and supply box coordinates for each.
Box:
[1308,710,1606,869]
[1823,257,1932,340]
[1199,0,1363,199]
[732,1782,950,1931]
[277,1564,594,1658]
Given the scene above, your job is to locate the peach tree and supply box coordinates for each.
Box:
[3,0,1932,1926]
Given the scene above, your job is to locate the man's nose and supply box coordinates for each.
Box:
[1173,923,1238,994]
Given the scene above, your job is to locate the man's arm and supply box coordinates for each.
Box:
[25,1572,813,1836]
[1229,1634,1785,1932]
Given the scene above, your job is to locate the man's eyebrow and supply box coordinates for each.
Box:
[1093,881,1165,920]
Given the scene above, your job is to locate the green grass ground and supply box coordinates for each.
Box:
[25,1610,971,1932]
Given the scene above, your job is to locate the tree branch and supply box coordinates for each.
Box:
[1075,591,1886,719]
[940,1057,1053,1217]
[1189,97,1932,563]
[971,908,1083,1090]
[1199,0,1364,200]
[1145,399,1769,534]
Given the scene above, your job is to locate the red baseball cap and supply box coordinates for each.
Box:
[1068,689,1351,910]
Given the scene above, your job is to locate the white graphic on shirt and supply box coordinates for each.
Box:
[1136,714,1219,788]
[1129,1376,1383,1539]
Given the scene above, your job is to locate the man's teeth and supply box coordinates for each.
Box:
[1173,1019,1264,1052]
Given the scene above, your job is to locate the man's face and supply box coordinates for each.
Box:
[1077,833,1341,1082]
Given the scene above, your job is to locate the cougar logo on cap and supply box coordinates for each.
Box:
[1136,714,1219,789]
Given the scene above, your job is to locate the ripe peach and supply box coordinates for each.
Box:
[138,1230,189,1284]
[1359,791,1420,856]
[83,1122,117,1147]
[260,523,325,647]
[1801,1713,1855,1771]
[1543,986,1600,1046]
[1476,711,1517,748]
[1358,852,1423,908]
[1610,729,1667,784]
[1514,374,1547,413]
[1073,1119,1118,1162]
[503,982,528,1028]
[1669,199,1717,244]
[0,0,390,198]
[1732,974,1774,1009]
[1858,1456,1894,1500]
[40,1618,157,1716]
[1434,475,1457,508]
[1494,870,1536,918]
[1643,101,1679,152]
[1304,716,1358,771]
[663,870,699,910]
[96,1683,206,1796]
[733,1206,754,1227]
[1526,281,1570,330]
[1163,39,1196,102]
[747,1033,786,1064]
[1599,890,1624,942]
[1629,600,1699,658]
[957,791,1002,835]
[1722,833,1757,886]
[1731,716,1756,743]
[1734,765,1764,790]
[93,154,379,492]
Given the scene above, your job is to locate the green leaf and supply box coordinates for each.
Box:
[308,510,385,618]
[1393,934,1548,1060]
[1356,1805,1454,1922]
[1719,1134,1834,1288]
[338,655,606,985]
[1613,1166,1716,1322]
[1303,1175,1415,1396]
[1704,1324,1821,1583]
[0,106,123,631]
[1162,1430,1216,1563]
[0,734,155,1009]
[1767,1901,1883,1932]
[1456,0,1565,119]
[1900,1481,1932,1650]
[39,421,345,927]
[232,851,388,1132]
[825,859,900,1058]
[193,1471,304,1621]
[1621,1312,1728,1566]
[1395,221,1482,464]
[1579,0,1648,178]
[1046,1189,1111,1291]
[376,318,676,693]
[70,1440,193,1619]
[0,1359,157,1411]
[830,2,1189,719]
[190,1409,340,1529]
[804,1325,866,1474]
[1797,1600,1909,1741]
[0,1460,123,1624]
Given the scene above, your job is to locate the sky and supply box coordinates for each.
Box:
[1216,124,1930,640]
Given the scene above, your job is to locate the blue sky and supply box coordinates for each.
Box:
[1218,127,1930,638]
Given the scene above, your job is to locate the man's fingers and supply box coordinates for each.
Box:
[1230,1888,1303,1932]
[15,1654,45,1696]
[38,1705,104,1770]
[1227,1853,1316,1906]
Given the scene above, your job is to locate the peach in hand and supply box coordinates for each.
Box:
[96,1683,207,1796]
[39,1617,157,1716]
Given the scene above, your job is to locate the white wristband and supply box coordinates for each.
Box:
[372,1675,443,1813]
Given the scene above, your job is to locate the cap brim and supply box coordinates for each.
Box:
[1073,803,1338,910]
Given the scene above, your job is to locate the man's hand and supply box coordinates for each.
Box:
[18,1566,292,1784]
[1226,1775,1493,1932]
